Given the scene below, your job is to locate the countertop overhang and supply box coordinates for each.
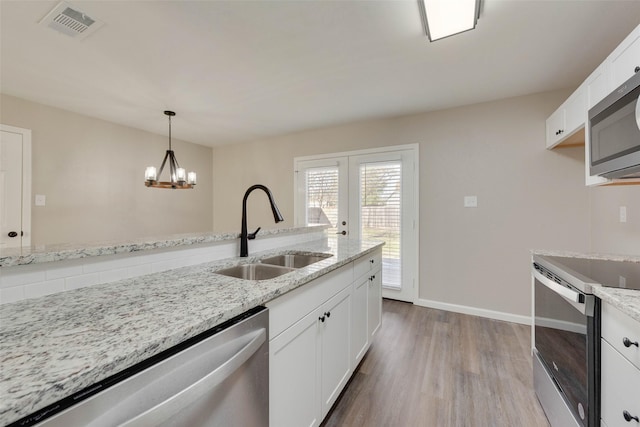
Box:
[0,236,383,425]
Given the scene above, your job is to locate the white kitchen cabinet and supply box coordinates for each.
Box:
[545,87,585,148]
[600,303,640,427]
[270,285,354,427]
[608,24,640,90]
[351,275,369,367]
[585,62,611,110]
[368,269,382,340]
[320,286,352,418]
[350,248,383,368]
[268,249,383,427]
[270,307,322,427]
[545,106,565,148]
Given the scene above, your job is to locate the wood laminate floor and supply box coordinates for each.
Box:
[321,299,550,427]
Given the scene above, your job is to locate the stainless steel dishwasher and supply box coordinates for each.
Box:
[16,307,269,427]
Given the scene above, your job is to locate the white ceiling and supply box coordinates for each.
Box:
[1,1,640,147]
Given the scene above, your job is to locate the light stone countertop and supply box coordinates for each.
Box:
[0,225,328,268]
[0,236,382,426]
[532,249,640,322]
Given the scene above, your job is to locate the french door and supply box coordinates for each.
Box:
[295,146,417,303]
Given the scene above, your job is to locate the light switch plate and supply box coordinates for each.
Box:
[619,206,627,223]
[35,194,46,206]
[464,196,478,208]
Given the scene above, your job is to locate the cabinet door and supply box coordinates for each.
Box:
[609,25,640,89]
[545,106,565,148]
[351,276,369,368]
[586,62,611,110]
[368,269,382,340]
[600,340,640,427]
[320,287,352,418]
[270,308,321,427]
[564,87,586,135]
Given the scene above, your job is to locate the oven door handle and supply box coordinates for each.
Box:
[533,269,589,315]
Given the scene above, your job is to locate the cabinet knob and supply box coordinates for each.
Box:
[336,230,347,235]
[324,311,331,318]
[635,66,640,73]
[319,315,326,323]
[7,231,18,238]
[623,337,639,348]
[370,259,374,264]
[623,410,639,422]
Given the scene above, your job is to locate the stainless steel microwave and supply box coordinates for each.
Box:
[589,70,640,179]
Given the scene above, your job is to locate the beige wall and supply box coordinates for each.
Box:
[1,94,213,246]
[590,185,640,255]
[212,90,592,317]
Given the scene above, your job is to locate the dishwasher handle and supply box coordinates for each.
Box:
[119,328,266,427]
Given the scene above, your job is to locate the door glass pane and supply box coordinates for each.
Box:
[360,161,401,289]
[304,167,339,233]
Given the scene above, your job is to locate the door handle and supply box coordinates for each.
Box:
[336,231,347,235]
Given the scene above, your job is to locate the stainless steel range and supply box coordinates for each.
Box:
[532,255,640,427]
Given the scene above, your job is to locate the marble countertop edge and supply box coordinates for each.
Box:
[0,225,329,268]
[531,249,640,263]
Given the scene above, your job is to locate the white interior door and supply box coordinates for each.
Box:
[0,125,31,249]
[295,146,418,303]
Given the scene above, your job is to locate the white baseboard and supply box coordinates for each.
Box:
[414,298,531,325]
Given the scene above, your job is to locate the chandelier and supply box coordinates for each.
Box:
[144,111,196,189]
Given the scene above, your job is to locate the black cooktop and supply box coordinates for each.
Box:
[542,256,640,291]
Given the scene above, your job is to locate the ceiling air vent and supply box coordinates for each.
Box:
[39,1,104,40]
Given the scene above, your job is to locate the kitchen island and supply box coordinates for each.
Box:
[0,234,383,425]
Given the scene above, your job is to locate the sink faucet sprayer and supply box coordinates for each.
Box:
[240,184,284,257]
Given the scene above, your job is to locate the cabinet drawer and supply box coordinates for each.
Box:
[601,340,640,427]
[602,303,640,370]
[353,249,382,280]
[267,264,353,340]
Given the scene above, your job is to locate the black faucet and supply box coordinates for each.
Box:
[240,184,284,257]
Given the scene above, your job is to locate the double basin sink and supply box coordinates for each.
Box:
[214,252,333,280]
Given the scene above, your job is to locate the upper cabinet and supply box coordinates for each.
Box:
[609,29,640,89]
[546,23,640,186]
[585,62,611,110]
[546,87,586,149]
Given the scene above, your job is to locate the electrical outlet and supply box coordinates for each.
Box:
[464,196,478,208]
[619,206,627,223]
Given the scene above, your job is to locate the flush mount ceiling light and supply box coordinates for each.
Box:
[145,111,196,189]
[418,0,481,42]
